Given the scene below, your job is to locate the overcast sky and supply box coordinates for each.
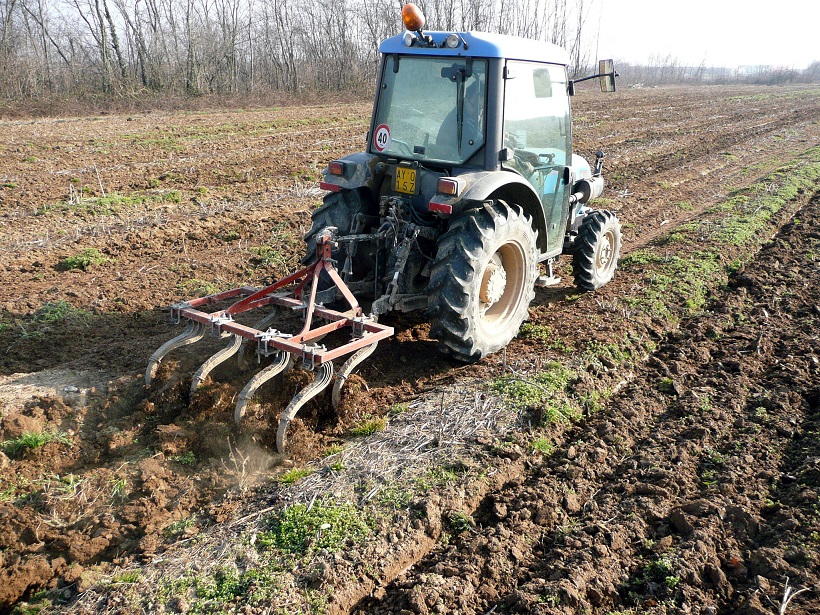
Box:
[594,0,819,69]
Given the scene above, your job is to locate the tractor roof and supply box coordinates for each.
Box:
[379,31,570,66]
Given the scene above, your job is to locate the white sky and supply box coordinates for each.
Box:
[595,0,819,69]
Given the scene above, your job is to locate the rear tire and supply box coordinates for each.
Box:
[302,189,369,266]
[572,209,621,291]
[427,201,539,362]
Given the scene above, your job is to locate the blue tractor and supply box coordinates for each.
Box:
[147,4,620,452]
[310,3,621,362]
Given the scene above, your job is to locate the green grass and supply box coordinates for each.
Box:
[388,403,410,416]
[258,499,370,555]
[618,148,820,325]
[491,361,574,407]
[415,465,469,491]
[32,300,91,323]
[247,223,302,272]
[517,322,573,351]
[1,431,72,455]
[35,189,183,216]
[642,556,681,589]
[448,511,474,533]
[111,571,142,585]
[492,362,583,426]
[376,485,412,510]
[58,248,110,271]
[532,437,555,456]
[248,245,289,268]
[109,477,129,501]
[348,417,386,437]
[164,517,197,539]
[128,134,184,151]
[583,339,631,367]
[159,562,287,614]
[170,451,197,466]
[278,468,313,485]
[176,278,220,297]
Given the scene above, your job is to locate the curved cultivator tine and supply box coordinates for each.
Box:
[331,342,379,410]
[276,362,334,454]
[190,334,243,396]
[145,323,206,385]
[234,352,292,424]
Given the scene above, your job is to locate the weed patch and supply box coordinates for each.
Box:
[492,362,574,408]
[278,468,313,485]
[2,431,72,455]
[258,499,370,555]
[531,437,555,456]
[58,248,110,271]
[32,300,91,323]
[176,278,220,297]
[36,189,183,217]
[348,417,386,437]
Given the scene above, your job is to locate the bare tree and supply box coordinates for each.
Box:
[0,0,610,101]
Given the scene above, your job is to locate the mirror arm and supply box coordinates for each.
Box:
[573,71,619,84]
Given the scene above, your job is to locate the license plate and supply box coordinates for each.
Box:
[394,167,417,194]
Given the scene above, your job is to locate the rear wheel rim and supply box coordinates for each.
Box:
[479,241,527,336]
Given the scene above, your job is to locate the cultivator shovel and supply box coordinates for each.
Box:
[145,229,393,453]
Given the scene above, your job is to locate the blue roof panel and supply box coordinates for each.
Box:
[379,31,570,65]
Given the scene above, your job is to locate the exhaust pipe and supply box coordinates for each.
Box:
[570,175,605,206]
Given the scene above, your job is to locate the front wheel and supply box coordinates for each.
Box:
[427,201,539,362]
[572,209,622,291]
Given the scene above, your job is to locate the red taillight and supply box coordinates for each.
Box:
[429,201,453,214]
[319,181,341,193]
[328,161,346,176]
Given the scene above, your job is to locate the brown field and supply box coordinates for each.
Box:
[1,84,820,615]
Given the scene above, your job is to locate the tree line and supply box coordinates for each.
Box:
[617,55,820,87]
[2,0,816,104]
[0,0,599,100]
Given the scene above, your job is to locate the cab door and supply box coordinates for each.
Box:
[501,61,572,257]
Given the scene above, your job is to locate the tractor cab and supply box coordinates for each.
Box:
[323,4,614,263]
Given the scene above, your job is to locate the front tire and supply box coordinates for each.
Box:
[427,201,539,362]
[572,209,621,291]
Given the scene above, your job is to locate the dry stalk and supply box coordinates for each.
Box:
[94,164,106,197]
[778,577,810,615]
[222,440,251,492]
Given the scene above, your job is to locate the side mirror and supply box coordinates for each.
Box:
[599,59,616,93]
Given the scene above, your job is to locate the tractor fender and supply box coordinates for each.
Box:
[429,170,549,254]
[319,152,381,194]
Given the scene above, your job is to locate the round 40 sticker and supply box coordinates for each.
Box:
[373,124,391,152]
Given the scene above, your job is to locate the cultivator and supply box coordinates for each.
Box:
[145,230,393,453]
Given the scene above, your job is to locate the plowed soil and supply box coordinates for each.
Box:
[1,84,819,614]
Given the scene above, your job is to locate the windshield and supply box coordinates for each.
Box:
[372,56,487,166]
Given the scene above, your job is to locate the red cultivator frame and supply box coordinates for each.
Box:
[145,231,393,453]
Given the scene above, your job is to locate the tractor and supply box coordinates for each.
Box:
[146,3,621,453]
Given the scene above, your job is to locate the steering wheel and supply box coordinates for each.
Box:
[513,148,541,167]
[391,138,414,155]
